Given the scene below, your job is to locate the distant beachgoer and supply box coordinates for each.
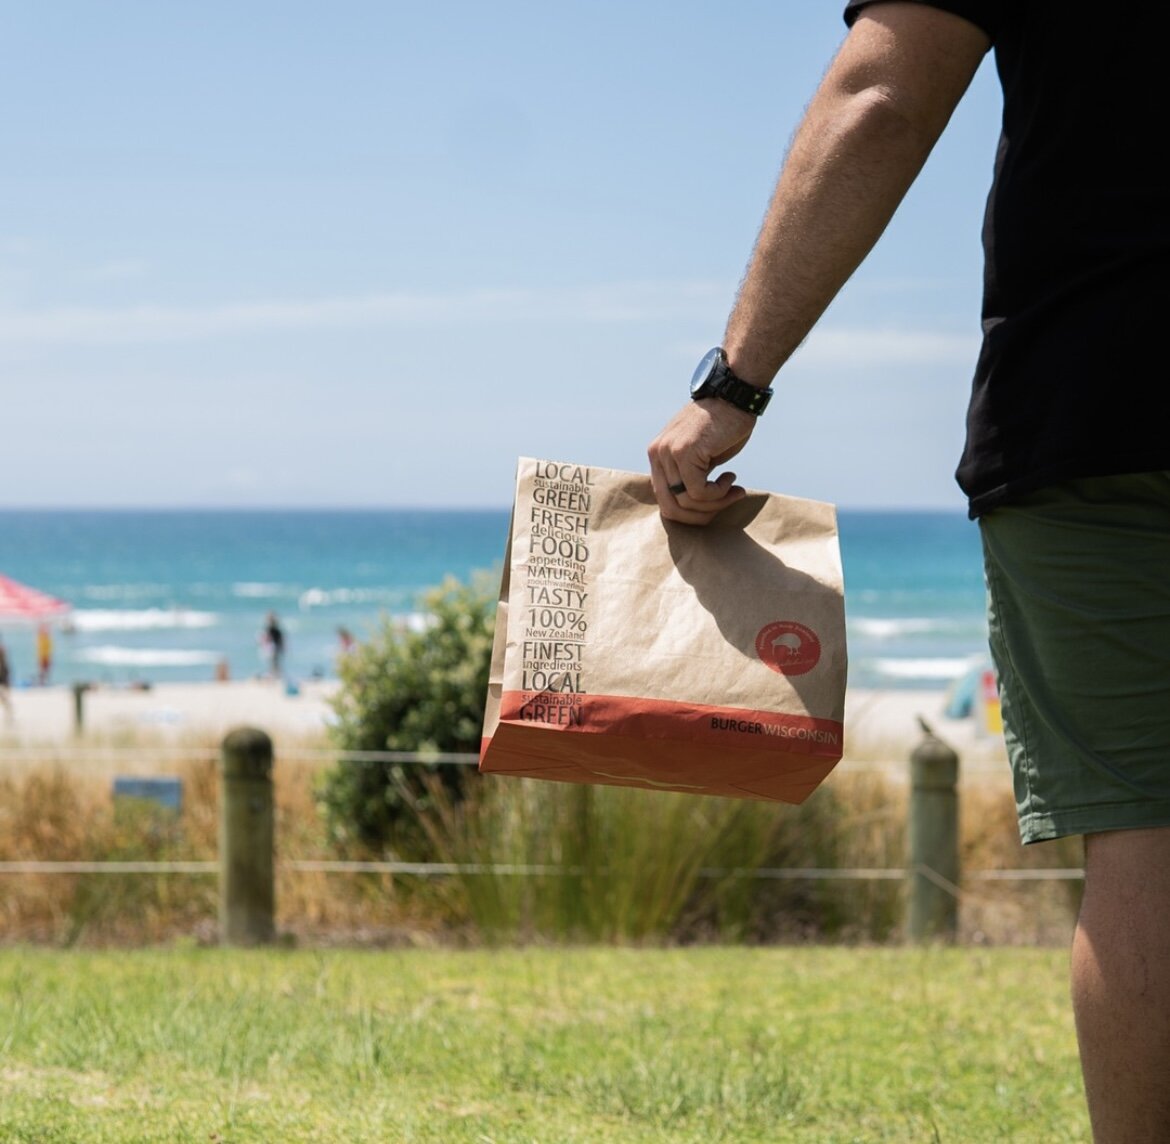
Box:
[261,612,285,678]
[36,624,53,686]
[0,637,13,722]
[337,626,355,656]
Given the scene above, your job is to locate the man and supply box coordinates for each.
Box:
[647,4,1170,1141]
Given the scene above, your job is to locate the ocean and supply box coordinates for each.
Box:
[0,508,989,692]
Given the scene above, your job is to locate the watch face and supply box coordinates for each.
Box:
[690,347,723,396]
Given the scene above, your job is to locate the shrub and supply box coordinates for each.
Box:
[318,575,496,854]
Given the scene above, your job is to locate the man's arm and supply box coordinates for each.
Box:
[648,2,990,522]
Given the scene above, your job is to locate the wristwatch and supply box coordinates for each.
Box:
[689,348,772,416]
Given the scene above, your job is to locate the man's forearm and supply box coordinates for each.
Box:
[724,86,937,385]
[723,5,988,386]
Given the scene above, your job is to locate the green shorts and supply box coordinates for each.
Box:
[980,472,1170,844]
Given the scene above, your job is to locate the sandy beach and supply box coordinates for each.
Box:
[0,678,1007,772]
[0,678,342,750]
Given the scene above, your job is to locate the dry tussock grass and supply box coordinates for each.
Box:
[0,736,1079,947]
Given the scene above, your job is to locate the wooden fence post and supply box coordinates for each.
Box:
[219,727,275,945]
[908,720,960,942]
[72,682,89,735]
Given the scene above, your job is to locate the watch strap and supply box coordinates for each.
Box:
[708,372,772,416]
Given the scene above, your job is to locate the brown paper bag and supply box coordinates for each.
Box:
[479,457,847,803]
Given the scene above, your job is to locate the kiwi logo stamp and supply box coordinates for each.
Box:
[755,621,821,676]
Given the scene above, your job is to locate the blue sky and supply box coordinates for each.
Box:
[1,1,1002,510]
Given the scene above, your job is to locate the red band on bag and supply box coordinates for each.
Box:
[497,691,843,758]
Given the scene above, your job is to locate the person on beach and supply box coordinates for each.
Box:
[261,611,285,679]
[0,636,13,723]
[647,4,1170,1141]
[36,623,53,686]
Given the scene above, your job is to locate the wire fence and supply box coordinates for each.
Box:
[0,741,1085,926]
[0,744,1013,779]
[0,860,1085,882]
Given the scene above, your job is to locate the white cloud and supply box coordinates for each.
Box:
[0,283,978,370]
[675,324,978,372]
[795,326,978,366]
[81,258,151,283]
[0,281,731,346]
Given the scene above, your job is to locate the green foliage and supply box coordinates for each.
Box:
[408,774,904,945]
[318,574,496,854]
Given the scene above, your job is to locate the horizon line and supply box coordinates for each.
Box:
[0,501,970,514]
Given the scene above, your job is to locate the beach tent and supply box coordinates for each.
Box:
[0,575,71,690]
[943,655,995,719]
[0,574,71,623]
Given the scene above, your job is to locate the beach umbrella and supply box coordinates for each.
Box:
[0,574,71,624]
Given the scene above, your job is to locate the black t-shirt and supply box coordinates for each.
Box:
[844,0,1170,515]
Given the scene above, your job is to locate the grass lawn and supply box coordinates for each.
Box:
[0,945,1085,1143]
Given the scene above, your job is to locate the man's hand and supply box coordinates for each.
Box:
[647,398,756,524]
